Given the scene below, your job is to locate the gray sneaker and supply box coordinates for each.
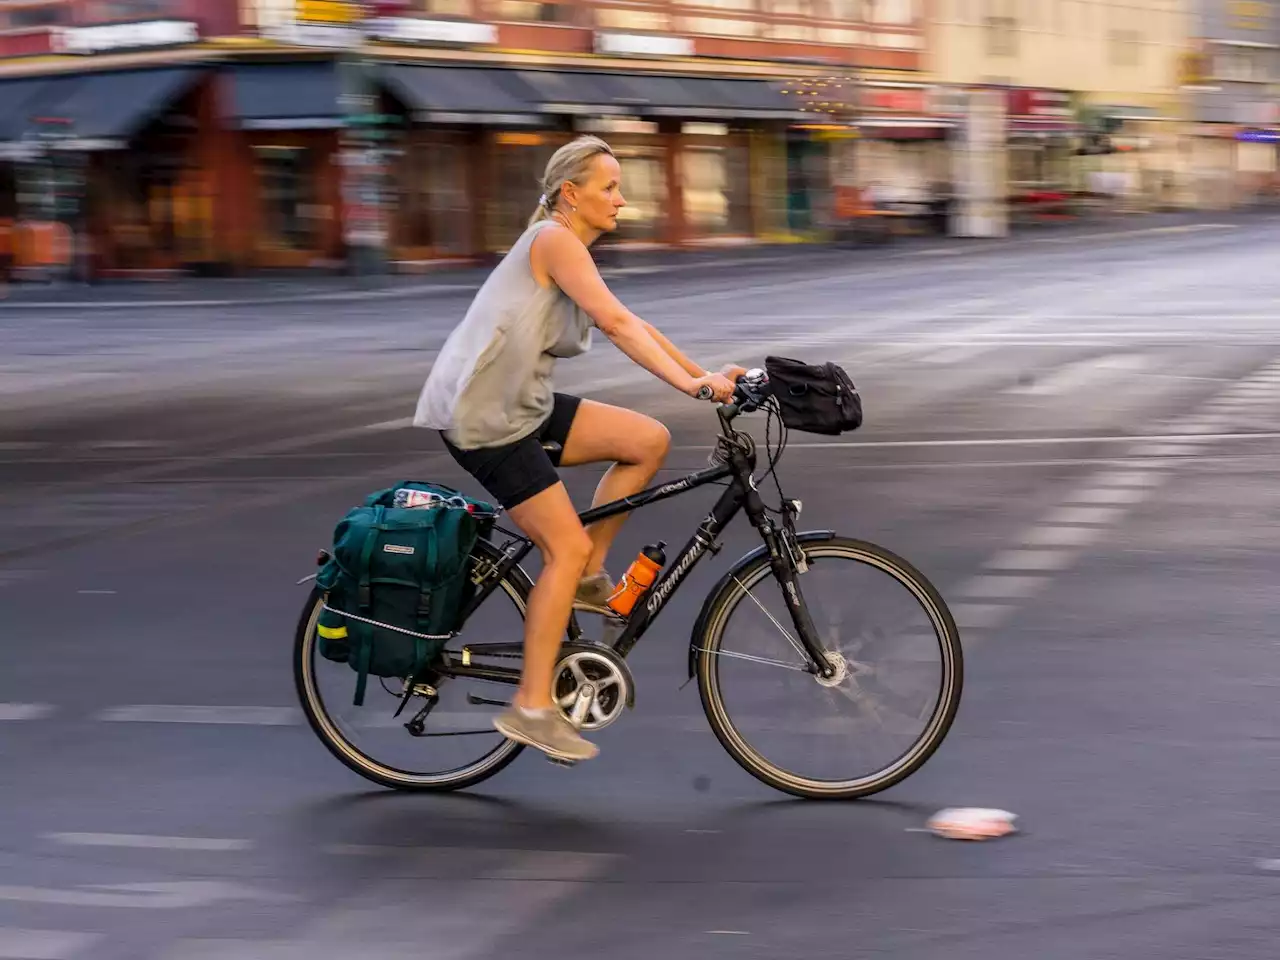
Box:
[574,572,619,617]
[494,706,600,763]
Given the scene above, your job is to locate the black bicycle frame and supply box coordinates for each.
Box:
[444,415,835,680]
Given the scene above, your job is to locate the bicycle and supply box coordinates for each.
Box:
[293,369,963,799]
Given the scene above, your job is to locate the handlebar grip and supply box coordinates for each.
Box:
[696,385,715,401]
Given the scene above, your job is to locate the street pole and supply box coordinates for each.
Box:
[338,48,387,277]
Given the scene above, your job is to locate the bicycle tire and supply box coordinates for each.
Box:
[293,539,528,792]
[695,536,963,800]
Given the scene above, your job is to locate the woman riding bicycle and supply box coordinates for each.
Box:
[415,135,744,763]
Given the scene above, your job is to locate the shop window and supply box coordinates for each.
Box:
[682,142,751,237]
[984,15,1017,55]
[769,21,815,39]
[395,136,470,256]
[675,0,757,10]
[868,0,913,24]
[595,7,670,30]
[253,146,321,252]
[614,149,667,242]
[6,4,66,28]
[489,135,558,251]
[680,15,759,35]
[89,0,174,20]
[420,0,474,14]
[1109,28,1141,67]
[823,0,863,20]
[489,0,574,22]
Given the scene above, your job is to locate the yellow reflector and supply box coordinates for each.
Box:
[317,623,348,640]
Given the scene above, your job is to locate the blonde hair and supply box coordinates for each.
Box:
[528,135,616,227]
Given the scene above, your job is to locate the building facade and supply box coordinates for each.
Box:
[927,0,1193,212]
[0,0,930,275]
[1183,0,1280,207]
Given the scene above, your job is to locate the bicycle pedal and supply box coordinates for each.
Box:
[546,756,578,768]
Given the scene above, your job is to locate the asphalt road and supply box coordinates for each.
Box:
[3,216,1280,959]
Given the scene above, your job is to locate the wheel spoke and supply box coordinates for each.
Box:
[732,573,811,664]
[697,540,962,799]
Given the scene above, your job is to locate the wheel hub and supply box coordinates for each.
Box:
[814,650,849,688]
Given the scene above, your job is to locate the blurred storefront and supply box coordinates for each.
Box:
[0,0,928,273]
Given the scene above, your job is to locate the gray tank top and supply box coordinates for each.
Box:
[413,220,593,449]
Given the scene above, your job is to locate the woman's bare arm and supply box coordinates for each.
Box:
[536,227,734,400]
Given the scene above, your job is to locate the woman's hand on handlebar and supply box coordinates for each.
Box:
[689,372,737,403]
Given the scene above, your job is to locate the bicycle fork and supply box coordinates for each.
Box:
[744,489,836,679]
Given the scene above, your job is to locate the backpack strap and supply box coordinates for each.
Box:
[357,505,385,610]
[351,621,373,706]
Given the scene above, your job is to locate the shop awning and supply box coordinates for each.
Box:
[224,62,343,131]
[514,70,806,121]
[38,68,203,149]
[0,77,58,155]
[378,65,542,126]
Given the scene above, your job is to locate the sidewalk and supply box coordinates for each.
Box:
[0,208,1268,310]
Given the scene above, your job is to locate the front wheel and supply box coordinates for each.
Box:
[695,537,962,800]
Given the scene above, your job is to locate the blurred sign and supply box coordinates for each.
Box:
[1178,49,1209,87]
[861,87,927,113]
[594,32,694,57]
[1005,88,1071,118]
[258,0,364,47]
[296,0,363,22]
[55,20,198,54]
[1227,0,1269,30]
[495,132,545,146]
[367,17,496,45]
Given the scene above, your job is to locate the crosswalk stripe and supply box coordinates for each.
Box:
[97,705,301,725]
[0,703,54,721]
[45,833,252,852]
[0,927,99,960]
[159,850,620,960]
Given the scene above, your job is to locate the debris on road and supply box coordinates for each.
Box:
[927,808,1018,841]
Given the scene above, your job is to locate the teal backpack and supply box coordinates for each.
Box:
[314,482,496,705]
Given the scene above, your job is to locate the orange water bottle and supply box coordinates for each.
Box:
[607,541,667,616]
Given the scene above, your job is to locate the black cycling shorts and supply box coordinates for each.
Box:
[441,393,581,510]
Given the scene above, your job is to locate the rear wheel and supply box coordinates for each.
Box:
[695,536,963,799]
[293,540,528,792]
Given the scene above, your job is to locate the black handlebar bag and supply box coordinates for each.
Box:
[764,356,863,435]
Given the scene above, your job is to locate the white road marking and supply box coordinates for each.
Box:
[98,705,301,725]
[1090,471,1166,488]
[360,418,414,432]
[1025,526,1104,548]
[85,440,167,450]
[950,604,1015,630]
[0,881,292,910]
[76,589,117,595]
[1041,505,1129,526]
[1126,443,1204,457]
[1064,487,1151,505]
[957,575,1047,599]
[0,927,99,960]
[736,431,1280,452]
[45,833,252,852]
[0,703,54,721]
[707,930,752,935]
[984,549,1077,572]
